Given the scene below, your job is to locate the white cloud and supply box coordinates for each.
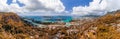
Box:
[0,0,65,14]
[0,0,22,12]
[1,0,120,16]
[105,0,120,11]
[72,0,120,16]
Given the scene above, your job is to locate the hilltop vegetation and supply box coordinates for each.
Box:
[97,10,120,39]
[0,12,26,26]
[0,11,120,39]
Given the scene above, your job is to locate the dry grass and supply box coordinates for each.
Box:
[0,11,120,39]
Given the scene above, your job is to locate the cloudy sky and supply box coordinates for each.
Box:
[0,0,120,16]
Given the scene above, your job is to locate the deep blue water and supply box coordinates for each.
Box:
[23,16,72,23]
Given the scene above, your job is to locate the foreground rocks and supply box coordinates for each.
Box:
[0,11,120,39]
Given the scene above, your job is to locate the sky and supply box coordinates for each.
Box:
[0,0,120,16]
[61,0,92,11]
[7,0,25,7]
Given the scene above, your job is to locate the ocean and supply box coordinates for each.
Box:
[21,16,98,26]
[22,16,72,23]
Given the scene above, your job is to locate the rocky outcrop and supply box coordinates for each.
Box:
[0,12,25,27]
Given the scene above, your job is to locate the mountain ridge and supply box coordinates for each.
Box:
[0,10,120,39]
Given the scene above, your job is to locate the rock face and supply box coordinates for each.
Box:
[0,12,25,27]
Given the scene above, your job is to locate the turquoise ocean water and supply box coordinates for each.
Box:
[23,16,72,23]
